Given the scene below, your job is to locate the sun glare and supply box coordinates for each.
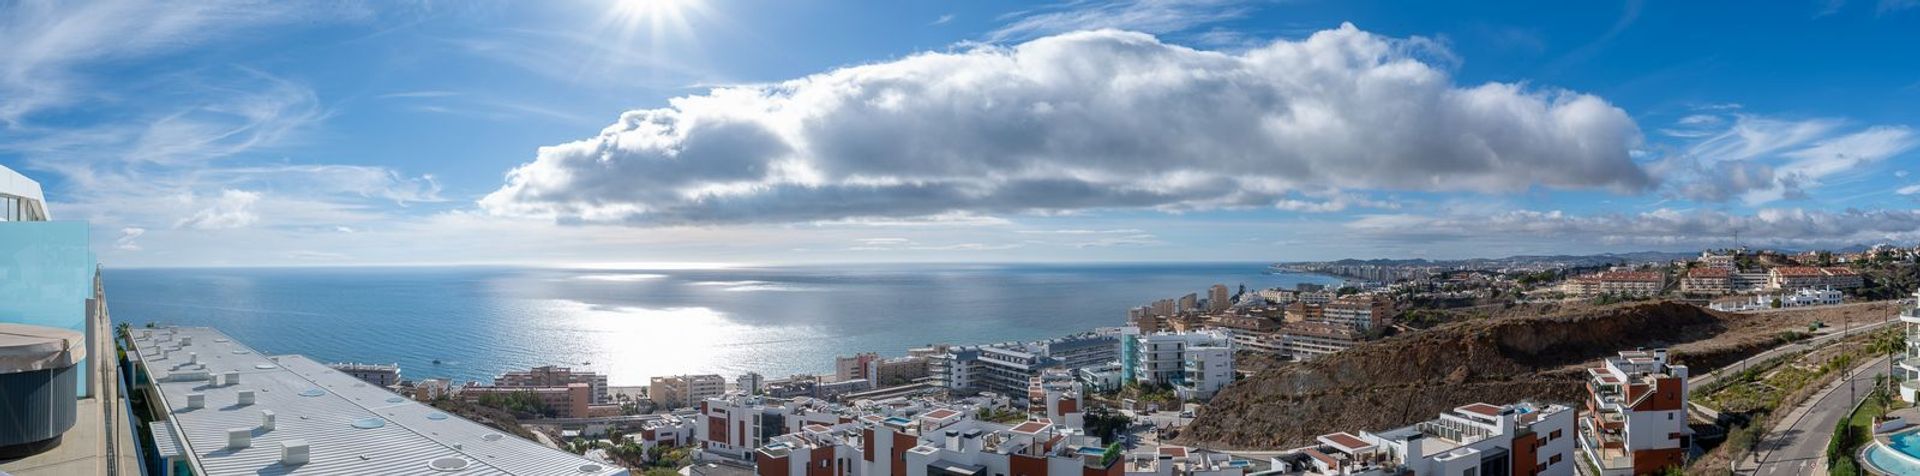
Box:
[607,0,699,40]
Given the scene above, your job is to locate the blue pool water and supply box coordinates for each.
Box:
[105,263,1339,386]
[1867,430,1920,475]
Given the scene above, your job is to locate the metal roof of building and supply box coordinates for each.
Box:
[130,327,628,476]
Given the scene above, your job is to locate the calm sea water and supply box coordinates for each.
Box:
[104,263,1339,386]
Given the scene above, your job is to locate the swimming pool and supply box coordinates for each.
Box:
[1865,429,1920,475]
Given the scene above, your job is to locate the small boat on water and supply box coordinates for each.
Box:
[431,359,442,365]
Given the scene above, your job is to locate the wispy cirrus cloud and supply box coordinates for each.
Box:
[1650,111,1917,204]
[1346,207,1920,249]
[988,0,1254,43]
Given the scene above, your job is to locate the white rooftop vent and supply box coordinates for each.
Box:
[225,371,240,386]
[237,390,255,406]
[180,336,192,346]
[280,439,309,465]
[261,410,276,430]
[186,393,205,409]
[188,352,198,364]
[227,428,251,449]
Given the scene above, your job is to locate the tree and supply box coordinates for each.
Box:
[1082,405,1133,444]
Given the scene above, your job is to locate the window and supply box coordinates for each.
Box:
[1549,429,1561,440]
[1549,454,1562,465]
[1461,468,1477,476]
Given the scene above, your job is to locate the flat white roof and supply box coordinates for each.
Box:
[132,327,628,475]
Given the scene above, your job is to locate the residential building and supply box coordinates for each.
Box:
[697,395,849,461]
[460,383,594,418]
[1898,289,1920,403]
[0,165,138,476]
[838,353,882,383]
[1126,329,1234,398]
[329,362,401,388]
[740,372,766,396]
[654,374,729,409]
[496,365,610,404]
[1297,291,1335,305]
[929,333,1119,399]
[1208,284,1231,313]
[1268,402,1575,476]
[1175,343,1233,400]
[1678,268,1730,295]
[870,356,933,387]
[1179,293,1199,313]
[1278,322,1362,362]
[124,327,625,475]
[1698,252,1736,270]
[1596,272,1663,297]
[1323,295,1388,331]
[1767,266,1863,290]
[632,414,697,453]
[1578,349,1691,475]
[1283,302,1323,323]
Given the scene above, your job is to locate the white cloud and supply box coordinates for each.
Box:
[174,190,262,230]
[1346,207,1920,248]
[988,0,1251,42]
[0,0,363,124]
[1899,184,1920,195]
[1652,114,1917,204]
[114,227,145,251]
[484,25,1647,226]
[932,14,955,26]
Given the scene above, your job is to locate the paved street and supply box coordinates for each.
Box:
[1745,355,1890,476]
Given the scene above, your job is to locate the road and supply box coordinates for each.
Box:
[1747,355,1890,476]
[1690,316,1897,390]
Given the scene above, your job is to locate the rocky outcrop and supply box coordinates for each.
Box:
[1174,301,1727,449]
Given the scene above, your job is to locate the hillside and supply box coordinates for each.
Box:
[1173,300,1898,450]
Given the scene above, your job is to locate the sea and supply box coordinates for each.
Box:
[104,263,1341,386]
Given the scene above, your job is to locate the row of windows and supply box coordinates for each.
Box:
[1,194,47,221]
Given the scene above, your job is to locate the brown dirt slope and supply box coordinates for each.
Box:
[1177,301,1738,450]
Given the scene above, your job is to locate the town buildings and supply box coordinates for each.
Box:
[1269,402,1575,476]
[460,382,595,418]
[125,327,625,475]
[654,374,729,409]
[1322,295,1388,331]
[1577,349,1691,475]
[1767,266,1863,291]
[929,332,1120,399]
[1678,268,1731,295]
[1277,322,1363,362]
[746,397,1246,476]
[329,362,402,388]
[497,365,611,404]
[1562,271,1664,297]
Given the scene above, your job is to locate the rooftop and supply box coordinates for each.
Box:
[130,327,627,476]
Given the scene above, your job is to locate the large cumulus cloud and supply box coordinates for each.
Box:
[482,24,1649,225]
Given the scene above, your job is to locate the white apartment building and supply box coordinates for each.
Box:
[1579,349,1691,475]
[1270,402,1575,476]
[653,374,727,409]
[1125,329,1235,399]
[1897,289,1920,403]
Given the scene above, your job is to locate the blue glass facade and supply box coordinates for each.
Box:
[0,221,95,394]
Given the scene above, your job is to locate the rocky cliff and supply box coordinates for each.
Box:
[1174,301,1729,449]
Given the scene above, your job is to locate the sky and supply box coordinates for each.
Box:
[4,0,1920,268]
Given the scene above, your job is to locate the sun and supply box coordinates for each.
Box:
[607,0,699,40]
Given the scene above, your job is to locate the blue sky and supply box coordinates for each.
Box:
[4,0,1920,267]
